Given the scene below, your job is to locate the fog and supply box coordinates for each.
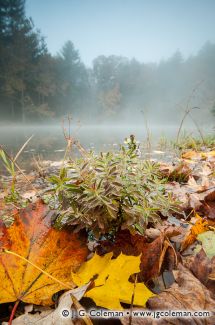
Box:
[0,0,215,156]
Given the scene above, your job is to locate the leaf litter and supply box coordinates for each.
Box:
[0,141,215,324]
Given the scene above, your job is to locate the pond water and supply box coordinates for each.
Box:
[0,123,214,171]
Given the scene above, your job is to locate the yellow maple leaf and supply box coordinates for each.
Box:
[72,252,155,310]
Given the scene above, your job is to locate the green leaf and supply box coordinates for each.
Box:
[60,167,67,180]
[195,231,215,259]
[48,175,61,184]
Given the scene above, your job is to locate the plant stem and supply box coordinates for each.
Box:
[9,300,20,325]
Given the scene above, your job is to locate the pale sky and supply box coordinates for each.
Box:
[26,0,215,66]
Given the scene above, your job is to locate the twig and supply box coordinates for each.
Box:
[176,80,204,143]
[140,109,152,158]
[14,135,34,162]
[176,107,200,144]
[158,239,170,273]
[188,112,205,145]
[72,294,93,325]
[189,185,215,194]
[129,273,138,325]
[158,238,178,273]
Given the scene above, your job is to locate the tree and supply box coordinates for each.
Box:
[53,41,90,117]
[0,0,48,121]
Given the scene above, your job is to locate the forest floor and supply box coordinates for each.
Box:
[0,135,215,325]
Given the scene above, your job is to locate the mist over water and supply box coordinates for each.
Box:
[0,0,215,166]
[0,119,214,165]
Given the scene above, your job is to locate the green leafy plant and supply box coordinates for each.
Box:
[172,133,215,151]
[0,136,33,205]
[48,136,179,237]
[0,149,19,203]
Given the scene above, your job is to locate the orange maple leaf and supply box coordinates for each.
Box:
[0,200,88,306]
[180,214,209,251]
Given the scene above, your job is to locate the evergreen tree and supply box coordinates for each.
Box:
[54,41,89,116]
[0,0,48,121]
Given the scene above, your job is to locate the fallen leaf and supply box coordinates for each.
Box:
[97,229,181,282]
[0,200,88,306]
[165,182,189,209]
[72,252,155,310]
[96,230,163,282]
[2,284,90,325]
[200,164,212,189]
[182,151,201,160]
[182,150,215,161]
[159,162,191,182]
[146,264,215,325]
[21,190,37,200]
[3,308,56,325]
[145,228,161,239]
[195,231,215,258]
[199,190,215,220]
[121,263,215,325]
[181,213,209,251]
[72,252,112,287]
[188,249,215,295]
[187,176,202,191]
[199,163,213,177]
[166,174,214,214]
[0,194,6,208]
[121,310,156,325]
[189,193,204,210]
[169,162,192,182]
[201,151,215,159]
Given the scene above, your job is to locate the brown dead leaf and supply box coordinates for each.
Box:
[121,263,215,325]
[159,162,174,178]
[121,312,157,325]
[165,178,214,213]
[97,228,181,282]
[189,193,204,210]
[21,190,37,200]
[145,228,161,239]
[159,162,191,182]
[200,163,213,177]
[146,264,215,325]
[169,162,192,182]
[97,230,162,282]
[187,176,203,192]
[139,236,164,282]
[2,284,90,325]
[163,225,183,239]
[189,249,215,295]
[0,192,6,210]
[199,190,215,220]
[165,182,189,209]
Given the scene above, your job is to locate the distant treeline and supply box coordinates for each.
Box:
[0,0,215,123]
